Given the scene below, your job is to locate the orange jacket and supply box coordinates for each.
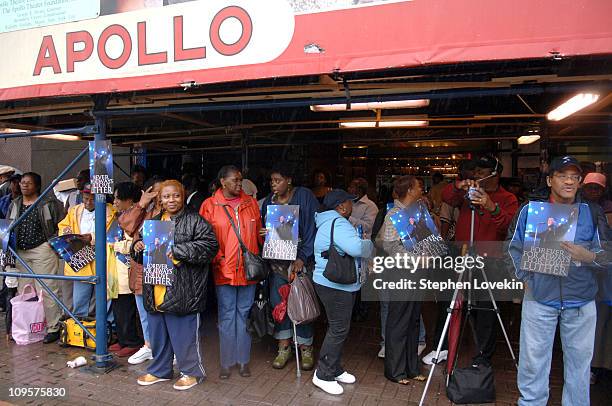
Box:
[200,189,262,286]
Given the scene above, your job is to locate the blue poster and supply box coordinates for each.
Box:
[389,201,447,257]
[263,205,299,260]
[0,219,14,267]
[142,220,175,286]
[49,234,95,272]
[106,219,124,244]
[89,140,113,195]
[520,202,579,277]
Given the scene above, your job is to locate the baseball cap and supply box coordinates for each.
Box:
[81,183,93,194]
[322,189,357,211]
[0,165,16,176]
[548,156,582,175]
[474,154,503,173]
[583,172,606,188]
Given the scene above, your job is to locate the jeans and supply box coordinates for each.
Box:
[134,294,149,343]
[314,283,356,381]
[216,284,256,368]
[72,281,114,323]
[518,291,596,406]
[147,312,205,379]
[269,272,313,345]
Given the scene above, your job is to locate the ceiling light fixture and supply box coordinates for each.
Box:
[547,93,599,121]
[312,99,429,112]
[35,134,82,141]
[339,120,428,129]
[517,135,541,145]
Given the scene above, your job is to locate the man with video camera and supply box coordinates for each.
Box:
[442,155,518,367]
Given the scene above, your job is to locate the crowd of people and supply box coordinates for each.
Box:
[0,155,610,402]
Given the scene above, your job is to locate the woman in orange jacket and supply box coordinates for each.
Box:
[200,165,262,379]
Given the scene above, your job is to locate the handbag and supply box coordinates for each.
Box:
[287,271,320,325]
[247,280,275,339]
[222,205,268,282]
[10,284,46,345]
[445,307,496,404]
[322,218,357,284]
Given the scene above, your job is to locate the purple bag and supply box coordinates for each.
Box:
[11,284,46,345]
[287,273,320,325]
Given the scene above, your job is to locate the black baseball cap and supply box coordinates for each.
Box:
[475,154,502,174]
[549,156,582,175]
[322,189,357,211]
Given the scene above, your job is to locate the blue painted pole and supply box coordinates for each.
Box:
[94,115,110,367]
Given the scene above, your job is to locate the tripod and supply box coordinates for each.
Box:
[419,207,518,406]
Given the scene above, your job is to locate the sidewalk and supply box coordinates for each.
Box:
[0,305,608,405]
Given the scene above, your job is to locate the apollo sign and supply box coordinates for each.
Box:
[0,0,294,89]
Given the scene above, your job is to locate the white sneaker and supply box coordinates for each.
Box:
[418,342,427,356]
[312,370,344,395]
[422,350,448,365]
[378,345,385,359]
[335,371,356,384]
[128,346,153,365]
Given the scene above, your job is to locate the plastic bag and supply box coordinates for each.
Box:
[287,272,320,325]
[11,284,46,345]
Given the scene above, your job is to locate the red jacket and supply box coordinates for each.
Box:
[200,189,262,286]
[442,182,518,257]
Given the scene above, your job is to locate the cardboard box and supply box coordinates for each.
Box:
[56,178,77,192]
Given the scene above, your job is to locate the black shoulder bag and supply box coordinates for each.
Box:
[222,205,268,282]
[446,310,496,404]
[322,218,357,284]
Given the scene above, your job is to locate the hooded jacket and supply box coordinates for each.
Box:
[313,209,374,292]
[142,208,218,315]
[200,189,262,286]
[506,190,611,308]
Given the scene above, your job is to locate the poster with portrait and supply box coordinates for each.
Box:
[0,219,15,268]
[520,202,579,277]
[142,220,175,286]
[263,205,299,261]
[89,140,113,195]
[106,219,124,244]
[390,201,447,257]
[49,234,95,272]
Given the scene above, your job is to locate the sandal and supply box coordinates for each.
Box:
[412,375,426,382]
[397,379,411,385]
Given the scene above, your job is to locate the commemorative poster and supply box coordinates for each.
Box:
[0,219,14,268]
[89,140,113,195]
[48,234,95,272]
[263,205,299,261]
[106,219,124,244]
[142,220,175,286]
[520,202,579,277]
[389,201,447,257]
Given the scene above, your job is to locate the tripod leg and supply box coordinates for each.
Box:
[479,267,518,369]
[419,271,464,406]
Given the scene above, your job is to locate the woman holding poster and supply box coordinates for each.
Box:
[200,166,262,380]
[136,180,218,391]
[260,163,319,371]
[376,175,427,385]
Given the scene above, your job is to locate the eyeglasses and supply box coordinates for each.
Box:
[553,174,582,182]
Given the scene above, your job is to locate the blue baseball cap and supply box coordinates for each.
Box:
[322,189,357,211]
[549,156,581,175]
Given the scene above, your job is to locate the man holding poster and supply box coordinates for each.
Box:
[507,156,611,406]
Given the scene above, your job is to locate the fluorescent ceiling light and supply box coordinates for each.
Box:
[339,120,428,128]
[517,135,541,145]
[35,134,81,141]
[547,93,599,121]
[312,99,429,112]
